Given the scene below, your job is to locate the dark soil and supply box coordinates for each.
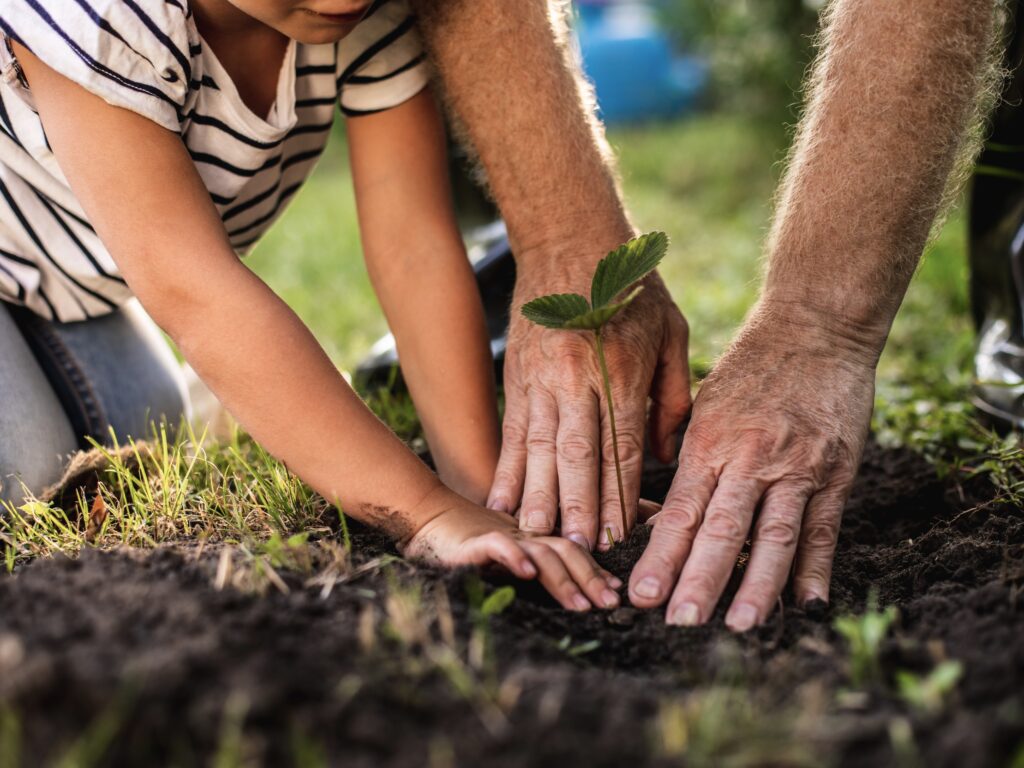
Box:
[1,442,1023,767]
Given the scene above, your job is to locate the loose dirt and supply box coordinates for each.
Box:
[0,442,1021,767]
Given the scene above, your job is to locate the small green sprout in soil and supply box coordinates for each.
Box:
[896,660,963,716]
[833,591,897,689]
[520,231,668,541]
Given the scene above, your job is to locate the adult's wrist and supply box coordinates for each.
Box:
[508,211,635,292]
[749,293,891,369]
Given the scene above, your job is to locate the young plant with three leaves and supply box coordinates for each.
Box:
[520,231,668,544]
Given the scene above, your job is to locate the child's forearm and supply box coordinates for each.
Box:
[374,248,500,503]
[348,90,500,503]
[149,258,453,539]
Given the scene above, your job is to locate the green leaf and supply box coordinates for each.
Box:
[520,293,591,329]
[590,231,668,308]
[564,285,644,330]
[480,586,515,617]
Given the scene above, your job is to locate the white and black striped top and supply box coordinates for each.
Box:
[0,0,429,321]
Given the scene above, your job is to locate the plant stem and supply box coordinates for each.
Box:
[594,330,627,538]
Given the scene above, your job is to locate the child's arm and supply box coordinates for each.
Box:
[347,89,499,505]
[16,44,619,612]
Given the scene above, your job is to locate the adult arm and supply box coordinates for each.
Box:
[410,0,692,549]
[348,87,500,505]
[628,0,1002,628]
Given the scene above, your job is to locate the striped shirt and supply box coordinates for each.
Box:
[0,0,429,321]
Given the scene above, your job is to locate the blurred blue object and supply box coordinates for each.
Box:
[575,0,706,125]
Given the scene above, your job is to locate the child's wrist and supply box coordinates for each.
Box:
[400,482,466,546]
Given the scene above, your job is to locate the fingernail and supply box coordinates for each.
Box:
[566,532,590,550]
[607,575,623,589]
[521,561,537,578]
[601,589,620,609]
[726,603,759,633]
[598,528,619,550]
[668,602,700,627]
[633,577,662,600]
[572,594,591,611]
[525,511,548,530]
[489,499,509,514]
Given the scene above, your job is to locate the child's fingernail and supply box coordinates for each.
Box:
[521,561,537,578]
[566,533,589,550]
[572,594,591,611]
[607,575,623,589]
[601,589,620,609]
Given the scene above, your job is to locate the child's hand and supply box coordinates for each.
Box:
[404,503,623,612]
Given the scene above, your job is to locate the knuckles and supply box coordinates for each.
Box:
[602,430,644,468]
[800,517,840,549]
[700,509,749,544]
[557,433,598,463]
[652,505,702,541]
[755,514,802,548]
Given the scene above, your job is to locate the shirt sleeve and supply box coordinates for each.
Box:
[0,0,195,132]
[337,0,431,116]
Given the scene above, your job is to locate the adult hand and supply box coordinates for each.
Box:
[628,305,877,630]
[487,268,691,551]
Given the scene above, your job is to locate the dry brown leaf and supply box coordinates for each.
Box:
[85,493,107,543]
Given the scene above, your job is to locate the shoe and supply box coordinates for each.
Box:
[968,1,1024,429]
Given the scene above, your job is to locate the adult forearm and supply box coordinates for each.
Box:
[763,0,1001,352]
[410,0,632,278]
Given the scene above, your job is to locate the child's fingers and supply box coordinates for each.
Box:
[464,532,537,580]
[520,540,592,611]
[546,538,620,609]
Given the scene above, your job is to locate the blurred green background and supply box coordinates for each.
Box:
[246,0,976,448]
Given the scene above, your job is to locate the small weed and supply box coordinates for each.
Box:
[895,660,963,716]
[833,592,898,689]
[555,636,601,657]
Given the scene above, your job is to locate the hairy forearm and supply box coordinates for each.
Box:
[764,0,1002,350]
[410,0,632,280]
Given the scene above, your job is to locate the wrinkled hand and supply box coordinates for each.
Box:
[628,307,877,630]
[487,270,691,551]
[404,497,622,611]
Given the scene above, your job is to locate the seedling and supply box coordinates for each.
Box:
[521,231,668,539]
[896,660,962,715]
[833,590,898,688]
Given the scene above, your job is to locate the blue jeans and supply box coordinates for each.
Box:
[0,299,190,505]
